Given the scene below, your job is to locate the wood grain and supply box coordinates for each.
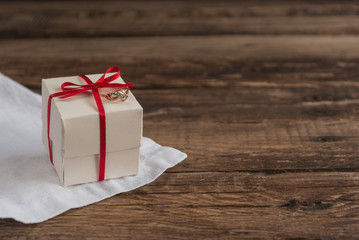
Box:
[1,1,359,38]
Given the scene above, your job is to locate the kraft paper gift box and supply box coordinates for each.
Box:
[41,71,143,186]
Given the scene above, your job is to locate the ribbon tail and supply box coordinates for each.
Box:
[47,95,54,165]
[91,87,106,181]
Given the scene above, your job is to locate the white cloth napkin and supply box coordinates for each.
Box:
[0,73,187,224]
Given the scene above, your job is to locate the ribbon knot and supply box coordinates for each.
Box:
[47,67,134,182]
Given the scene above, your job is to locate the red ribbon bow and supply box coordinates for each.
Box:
[47,67,134,181]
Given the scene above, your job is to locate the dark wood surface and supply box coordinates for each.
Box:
[1,1,359,239]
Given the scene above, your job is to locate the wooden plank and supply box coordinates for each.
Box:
[3,57,359,91]
[137,86,359,172]
[1,36,359,89]
[1,1,359,38]
[0,172,358,239]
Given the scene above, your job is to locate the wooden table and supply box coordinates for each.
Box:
[1,1,359,239]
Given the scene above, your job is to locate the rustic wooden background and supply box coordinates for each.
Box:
[1,0,359,239]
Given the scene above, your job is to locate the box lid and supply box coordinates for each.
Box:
[42,73,143,158]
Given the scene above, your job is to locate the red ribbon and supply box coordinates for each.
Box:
[47,67,134,181]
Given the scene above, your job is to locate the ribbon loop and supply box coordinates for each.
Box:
[47,67,133,182]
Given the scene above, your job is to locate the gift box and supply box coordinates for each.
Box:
[41,68,143,186]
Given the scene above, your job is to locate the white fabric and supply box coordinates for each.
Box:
[0,73,187,224]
